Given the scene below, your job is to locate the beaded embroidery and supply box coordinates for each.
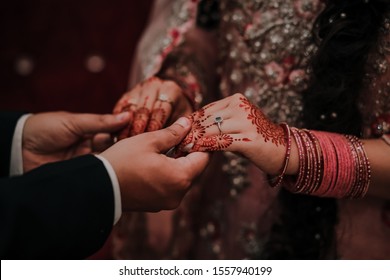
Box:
[125,0,390,259]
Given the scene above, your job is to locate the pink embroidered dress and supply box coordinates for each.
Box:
[113,0,390,259]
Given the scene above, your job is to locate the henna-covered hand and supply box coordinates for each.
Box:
[113,76,193,140]
[178,93,289,175]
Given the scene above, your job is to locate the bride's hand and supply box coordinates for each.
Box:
[113,76,193,140]
[178,93,289,175]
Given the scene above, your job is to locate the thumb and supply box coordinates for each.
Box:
[175,152,210,179]
[154,117,191,152]
[71,112,131,135]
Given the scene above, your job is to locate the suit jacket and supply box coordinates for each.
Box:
[0,112,114,259]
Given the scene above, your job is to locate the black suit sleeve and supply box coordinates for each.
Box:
[0,112,25,177]
[0,155,115,259]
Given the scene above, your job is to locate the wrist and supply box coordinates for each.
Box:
[268,123,292,187]
[156,72,203,110]
[155,48,205,110]
[283,129,371,199]
[286,134,299,175]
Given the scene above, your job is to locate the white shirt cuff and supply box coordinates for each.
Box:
[94,154,122,225]
[10,114,32,176]
[10,117,122,226]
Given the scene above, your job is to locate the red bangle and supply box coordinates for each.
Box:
[270,123,291,188]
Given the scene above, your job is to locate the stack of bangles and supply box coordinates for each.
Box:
[270,124,371,199]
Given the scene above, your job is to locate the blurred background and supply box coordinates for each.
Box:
[0,0,153,114]
[0,0,154,259]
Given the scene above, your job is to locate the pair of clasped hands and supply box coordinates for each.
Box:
[114,77,292,178]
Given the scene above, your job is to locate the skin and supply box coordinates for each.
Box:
[113,77,193,139]
[178,93,390,199]
[112,77,390,200]
[178,94,288,175]
[100,117,209,211]
[22,111,131,172]
[22,112,210,212]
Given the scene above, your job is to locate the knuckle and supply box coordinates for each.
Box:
[233,92,245,100]
[175,173,191,191]
[231,92,245,107]
[165,197,180,210]
[163,80,182,94]
[119,92,132,103]
[163,80,178,89]
[165,126,180,138]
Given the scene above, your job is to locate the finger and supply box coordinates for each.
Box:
[113,85,141,114]
[114,88,141,139]
[177,112,239,152]
[175,115,214,152]
[191,97,231,121]
[71,112,131,136]
[146,81,180,131]
[116,103,136,140]
[175,152,210,179]
[164,80,194,123]
[203,117,247,136]
[187,133,251,153]
[186,99,231,135]
[153,117,192,152]
[130,78,161,136]
[176,116,211,152]
[147,101,171,131]
[73,138,93,156]
[92,133,115,152]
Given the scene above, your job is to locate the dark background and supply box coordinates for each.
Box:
[0,0,153,114]
[0,0,154,259]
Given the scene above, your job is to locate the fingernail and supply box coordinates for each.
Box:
[175,117,190,128]
[183,143,194,152]
[115,111,130,121]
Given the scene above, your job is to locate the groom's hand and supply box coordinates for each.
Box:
[22,111,131,172]
[100,117,209,212]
